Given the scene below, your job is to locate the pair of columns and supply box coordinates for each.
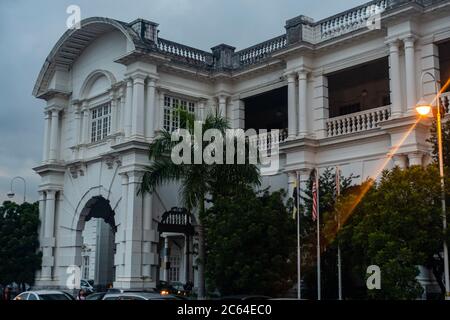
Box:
[287,69,309,139]
[393,152,426,168]
[38,190,58,281]
[124,75,158,139]
[42,107,63,163]
[388,36,417,117]
[114,171,157,289]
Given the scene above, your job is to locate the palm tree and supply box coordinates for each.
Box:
[140,109,261,299]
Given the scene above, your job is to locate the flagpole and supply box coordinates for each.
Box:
[296,171,301,300]
[316,168,321,301]
[336,166,343,301]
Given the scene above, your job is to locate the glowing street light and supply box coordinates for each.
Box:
[416,71,450,300]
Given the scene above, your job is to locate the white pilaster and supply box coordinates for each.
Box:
[313,74,329,139]
[82,102,90,145]
[146,78,157,138]
[287,73,297,139]
[42,110,51,163]
[114,173,128,286]
[388,40,403,117]
[110,91,118,135]
[230,98,245,130]
[124,78,133,138]
[218,95,227,118]
[131,75,146,138]
[298,69,309,137]
[41,190,56,280]
[404,36,417,113]
[48,108,61,162]
[409,152,423,167]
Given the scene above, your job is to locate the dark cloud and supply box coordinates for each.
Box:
[0,0,368,203]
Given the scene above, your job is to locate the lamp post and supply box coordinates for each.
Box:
[415,71,450,300]
[6,176,27,203]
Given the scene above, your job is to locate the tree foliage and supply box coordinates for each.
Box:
[205,188,296,297]
[0,201,42,287]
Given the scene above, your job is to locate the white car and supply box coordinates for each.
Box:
[102,291,182,300]
[14,290,75,300]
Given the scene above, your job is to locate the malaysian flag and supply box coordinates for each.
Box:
[312,169,319,222]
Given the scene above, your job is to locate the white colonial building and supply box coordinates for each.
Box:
[33,0,450,296]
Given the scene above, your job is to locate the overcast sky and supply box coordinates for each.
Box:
[0,0,368,204]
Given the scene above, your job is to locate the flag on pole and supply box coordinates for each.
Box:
[312,169,318,222]
[292,178,298,220]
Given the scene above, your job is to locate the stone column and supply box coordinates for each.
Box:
[409,152,423,167]
[42,110,51,162]
[124,78,133,138]
[313,74,329,139]
[131,75,146,138]
[141,192,154,285]
[298,69,309,137]
[48,108,61,162]
[393,154,408,169]
[82,103,90,144]
[119,86,126,135]
[122,171,144,288]
[114,173,128,286]
[420,42,441,103]
[218,95,227,118]
[154,91,164,133]
[73,103,82,147]
[404,36,417,113]
[146,78,157,138]
[388,40,403,117]
[287,73,297,139]
[41,190,56,280]
[110,91,118,135]
[197,99,206,122]
[36,191,46,280]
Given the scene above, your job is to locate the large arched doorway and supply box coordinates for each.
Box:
[78,196,116,291]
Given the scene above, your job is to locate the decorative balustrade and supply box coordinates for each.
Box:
[326,106,391,137]
[237,35,287,66]
[247,129,289,152]
[157,38,213,64]
[319,0,388,40]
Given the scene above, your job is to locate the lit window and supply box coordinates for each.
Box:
[91,103,111,142]
[163,95,195,132]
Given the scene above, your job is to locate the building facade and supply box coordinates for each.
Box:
[33,0,450,294]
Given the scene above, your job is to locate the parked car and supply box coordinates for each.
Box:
[85,292,107,300]
[102,291,182,300]
[14,290,75,300]
[220,295,272,301]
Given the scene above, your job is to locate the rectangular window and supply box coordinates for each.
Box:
[82,256,90,280]
[163,95,195,132]
[91,103,111,142]
[169,255,180,282]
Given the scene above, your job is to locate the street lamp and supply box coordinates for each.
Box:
[415,71,450,300]
[6,176,27,203]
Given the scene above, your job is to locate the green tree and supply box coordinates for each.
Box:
[140,110,260,298]
[0,201,42,289]
[339,166,446,299]
[205,188,296,297]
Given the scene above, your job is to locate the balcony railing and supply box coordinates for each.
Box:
[319,0,388,41]
[248,129,289,152]
[236,35,288,66]
[326,105,391,137]
[157,38,213,65]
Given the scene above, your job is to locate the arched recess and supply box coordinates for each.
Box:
[33,17,141,98]
[79,69,117,100]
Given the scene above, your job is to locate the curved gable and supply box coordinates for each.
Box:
[33,17,141,99]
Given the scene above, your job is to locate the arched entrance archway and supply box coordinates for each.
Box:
[77,196,116,291]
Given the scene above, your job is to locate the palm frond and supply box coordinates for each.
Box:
[139,158,185,194]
